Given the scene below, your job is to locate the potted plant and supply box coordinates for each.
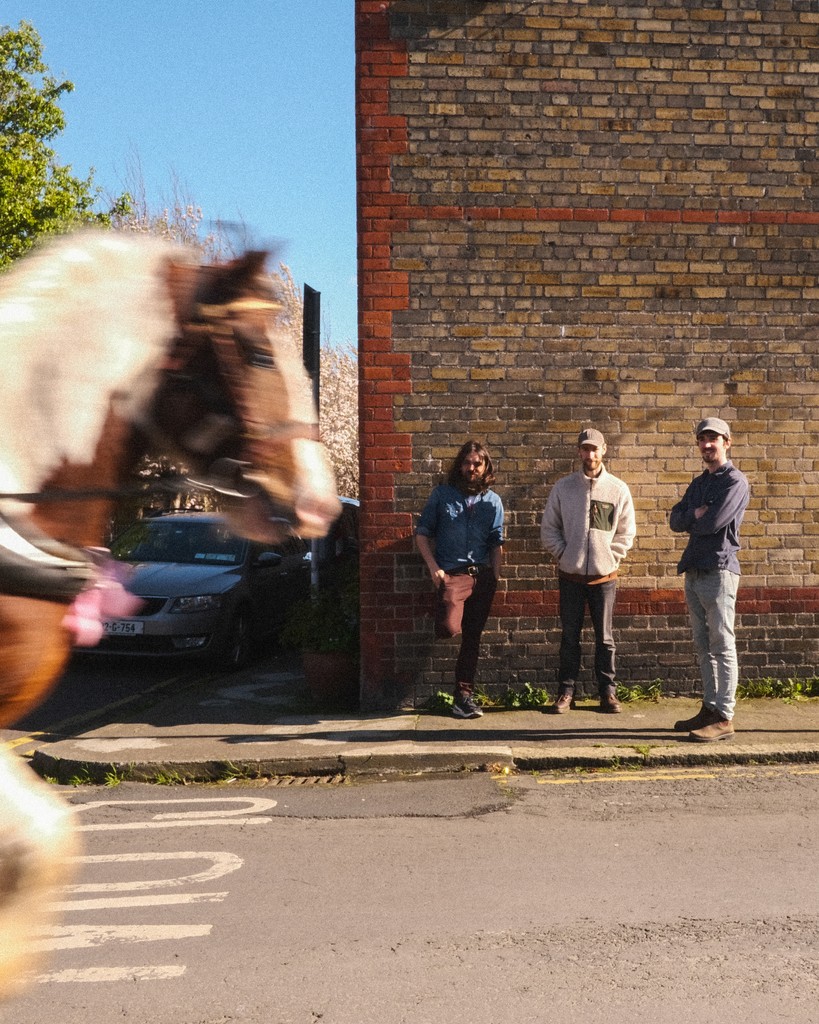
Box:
[280,567,360,709]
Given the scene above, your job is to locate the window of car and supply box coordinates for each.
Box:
[110,519,248,567]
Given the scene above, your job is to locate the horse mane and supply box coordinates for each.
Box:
[0,231,193,499]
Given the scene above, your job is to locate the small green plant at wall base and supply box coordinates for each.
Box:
[66,771,93,787]
[424,691,454,712]
[616,679,663,703]
[737,677,819,700]
[502,683,551,709]
[152,769,191,785]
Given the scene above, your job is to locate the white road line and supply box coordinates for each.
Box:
[73,797,278,818]
[31,924,212,952]
[50,892,228,912]
[31,807,265,987]
[35,965,187,984]
[76,817,273,831]
[63,850,243,892]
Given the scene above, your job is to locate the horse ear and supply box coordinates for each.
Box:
[165,256,202,322]
[226,251,269,290]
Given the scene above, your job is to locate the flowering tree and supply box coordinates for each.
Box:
[272,266,359,499]
[318,343,359,498]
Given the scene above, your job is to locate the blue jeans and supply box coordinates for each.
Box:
[684,569,740,720]
[557,578,617,694]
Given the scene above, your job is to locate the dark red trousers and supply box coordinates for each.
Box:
[435,567,497,692]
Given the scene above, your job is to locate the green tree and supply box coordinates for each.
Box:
[0,21,107,268]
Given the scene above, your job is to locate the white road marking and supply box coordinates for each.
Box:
[34,798,275,987]
[63,850,243,892]
[50,892,228,912]
[73,797,278,830]
[36,965,187,983]
[207,678,301,705]
[32,924,212,952]
[77,817,272,831]
[71,739,168,752]
[73,797,278,818]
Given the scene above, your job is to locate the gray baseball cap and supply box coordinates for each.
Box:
[578,427,606,447]
[695,417,731,439]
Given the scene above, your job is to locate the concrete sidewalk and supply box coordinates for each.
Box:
[23,657,819,782]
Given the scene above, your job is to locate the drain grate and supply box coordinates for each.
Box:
[266,774,348,786]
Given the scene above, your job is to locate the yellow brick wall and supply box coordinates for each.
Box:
[356,0,819,706]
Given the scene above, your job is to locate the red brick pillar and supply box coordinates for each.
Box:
[355,2,413,706]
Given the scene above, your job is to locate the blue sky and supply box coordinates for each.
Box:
[3,0,358,345]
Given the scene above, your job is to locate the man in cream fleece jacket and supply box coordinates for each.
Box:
[540,428,636,713]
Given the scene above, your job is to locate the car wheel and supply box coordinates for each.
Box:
[221,606,253,670]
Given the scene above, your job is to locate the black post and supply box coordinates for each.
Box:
[303,284,321,592]
[302,284,320,410]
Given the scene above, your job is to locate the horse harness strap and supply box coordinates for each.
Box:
[182,307,320,445]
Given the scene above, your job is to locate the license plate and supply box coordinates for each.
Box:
[102,619,144,636]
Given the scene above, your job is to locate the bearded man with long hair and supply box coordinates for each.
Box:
[415,441,504,718]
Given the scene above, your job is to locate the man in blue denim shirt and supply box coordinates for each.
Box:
[416,441,504,719]
[670,417,750,742]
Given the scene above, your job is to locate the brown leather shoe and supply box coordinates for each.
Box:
[674,704,719,732]
[689,717,734,742]
[551,688,574,714]
[600,687,622,714]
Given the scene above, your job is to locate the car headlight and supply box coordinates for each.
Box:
[169,595,223,614]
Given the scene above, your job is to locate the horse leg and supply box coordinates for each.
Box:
[0,746,79,995]
[0,598,77,994]
[0,597,72,729]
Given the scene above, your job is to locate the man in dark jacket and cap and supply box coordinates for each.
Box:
[670,417,750,742]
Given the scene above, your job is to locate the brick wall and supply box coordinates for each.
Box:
[356,0,819,708]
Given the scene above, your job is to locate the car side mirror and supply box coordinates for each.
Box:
[254,551,283,568]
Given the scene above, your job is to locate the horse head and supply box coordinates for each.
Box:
[0,233,344,705]
[145,250,342,543]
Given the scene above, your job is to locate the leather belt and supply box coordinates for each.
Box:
[446,564,486,577]
[559,570,618,586]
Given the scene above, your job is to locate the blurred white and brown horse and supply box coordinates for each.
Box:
[0,232,339,993]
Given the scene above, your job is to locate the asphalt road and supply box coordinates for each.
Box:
[1,655,208,753]
[2,765,818,1024]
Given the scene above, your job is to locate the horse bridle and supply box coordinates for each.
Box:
[150,295,320,501]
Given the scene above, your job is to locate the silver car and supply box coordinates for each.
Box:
[93,512,311,668]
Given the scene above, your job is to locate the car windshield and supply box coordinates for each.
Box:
[111,520,247,566]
